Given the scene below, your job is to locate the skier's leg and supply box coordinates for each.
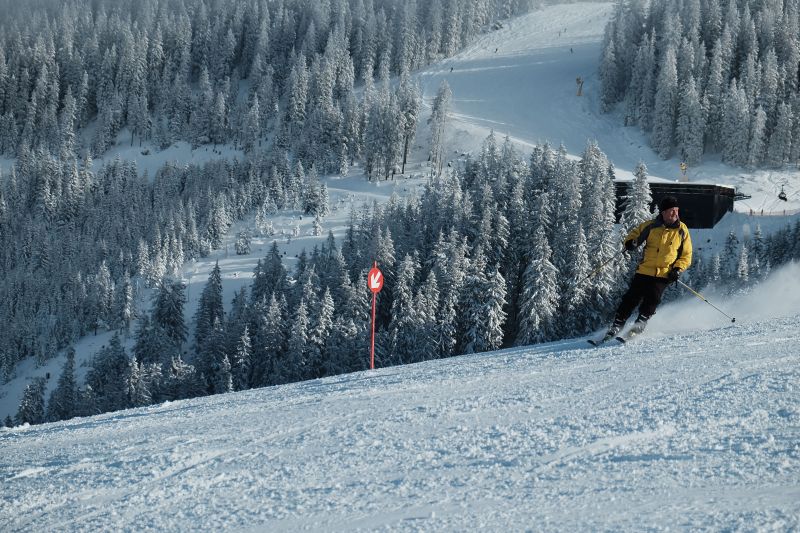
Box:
[631,277,670,334]
[606,274,646,337]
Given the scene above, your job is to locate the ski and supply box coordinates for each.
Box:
[587,336,622,347]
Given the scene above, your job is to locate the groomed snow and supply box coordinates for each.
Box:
[3,263,800,531]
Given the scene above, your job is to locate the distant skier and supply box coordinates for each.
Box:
[602,196,693,341]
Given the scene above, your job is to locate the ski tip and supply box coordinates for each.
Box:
[614,336,627,344]
[587,339,598,347]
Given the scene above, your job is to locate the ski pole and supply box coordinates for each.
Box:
[676,279,736,323]
[572,249,624,288]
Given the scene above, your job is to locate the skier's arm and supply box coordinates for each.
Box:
[672,228,693,272]
[623,220,650,249]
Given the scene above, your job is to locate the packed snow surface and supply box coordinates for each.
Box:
[3,262,800,530]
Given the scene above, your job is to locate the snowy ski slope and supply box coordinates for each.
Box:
[2,3,800,529]
[3,263,800,530]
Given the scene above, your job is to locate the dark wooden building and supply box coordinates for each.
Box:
[614,181,736,229]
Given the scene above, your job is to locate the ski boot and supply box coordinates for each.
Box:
[622,314,650,340]
[589,318,626,346]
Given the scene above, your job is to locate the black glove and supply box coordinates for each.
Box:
[667,268,681,283]
[624,240,637,251]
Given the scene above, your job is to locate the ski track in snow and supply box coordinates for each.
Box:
[2,314,800,531]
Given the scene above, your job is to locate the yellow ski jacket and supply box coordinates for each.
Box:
[625,216,693,279]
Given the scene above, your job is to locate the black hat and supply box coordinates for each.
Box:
[659,195,679,212]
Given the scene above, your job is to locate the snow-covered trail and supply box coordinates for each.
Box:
[418,3,653,176]
[3,308,799,531]
[418,2,800,212]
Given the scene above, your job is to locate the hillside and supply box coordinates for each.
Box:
[3,262,800,530]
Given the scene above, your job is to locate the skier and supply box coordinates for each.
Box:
[602,195,692,342]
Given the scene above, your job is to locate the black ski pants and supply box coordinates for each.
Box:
[614,273,670,323]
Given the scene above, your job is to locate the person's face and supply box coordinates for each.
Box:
[662,206,679,224]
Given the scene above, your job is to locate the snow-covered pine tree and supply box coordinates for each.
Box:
[86,333,130,413]
[16,377,46,426]
[250,293,287,387]
[281,299,310,384]
[721,230,741,279]
[766,103,793,168]
[517,226,559,346]
[747,106,767,169]
[307,288,334,379]
[676,77,706,165]
[116,272,136,333]
[372,227,397,330]
[433,281,459,359]
[46,347,78,422]
[387,253,423,365]
[619,162,653,236]
[235,230,251,255]
[651,46,678,158]
[133,315,171,365]
[198,317,227,394]
[428,80,452,178]
[600,36,620,112]
[125,359,153,408]
[224,287,250,359]
[750,224,766,270]
[251,241,288,305]
[324,272,368,375]
[637,31,658,131]
[397,73,421,174]
[364,82,404,181]
[231,325,252,391]
[215,354,234,394]
[560,224,591,337]
[242,95,261,153]
[458,248,506,354]
[721,82,751,167]
[284,52,309,143]
[153,278,187,349]
[194,262,224,353]
[483,265,508,351]
[734,245,750,292]
[303,166,324,216]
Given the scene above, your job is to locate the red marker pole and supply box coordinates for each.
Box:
[367,262,384,370]
[370,291,377,370]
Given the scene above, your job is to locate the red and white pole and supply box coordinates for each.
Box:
[370,291,377,370]
[367,262,384,370]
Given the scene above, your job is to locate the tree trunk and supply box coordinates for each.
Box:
[402,135,410,174]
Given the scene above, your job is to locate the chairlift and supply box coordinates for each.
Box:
[778,185,788,202]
